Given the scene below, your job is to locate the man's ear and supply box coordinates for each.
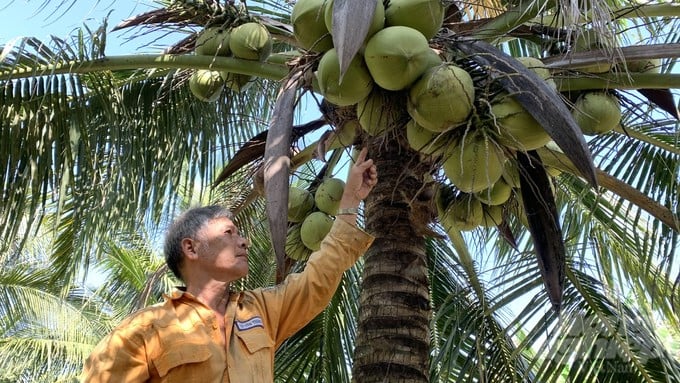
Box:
[181,237,199,261]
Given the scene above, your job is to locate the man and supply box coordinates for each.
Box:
[82,147,378,382]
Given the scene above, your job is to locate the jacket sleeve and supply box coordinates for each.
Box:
[253,218,374,347]
[81,326,150,383]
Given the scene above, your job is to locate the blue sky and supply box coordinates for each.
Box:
[0,1,169,54]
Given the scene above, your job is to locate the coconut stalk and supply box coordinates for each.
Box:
[543,44,680,72]
[554,72,680,91]
[0,53,291,81]
[536,147,680,232]
[609,3,680,20]
[469,0,557,40]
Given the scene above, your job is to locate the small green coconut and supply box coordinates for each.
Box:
[300,211,334,251]
[384,0,445,40]
[442,131,506,193]
[221,72,254,93]
[364,26,433,91]
[618,58,661,73]
[286,223,313,261]
[501,159,521,188]
[572,29,614,73]
[288,186,316,223]
[440,194,483,231]
[314,177,346,215]
[515,56,556,89]
[229,22,272,61]
[474,179,512,206]
[490,95,551,150]
[317,48,374,106]
[326,119,360,149]
[356,89,407,136]
[479,204,504,228]
[292,0,333,52]
[189,69,225,102]
[572,92,621,135]
[405,119,447,156]
[195,27,231,56]
[408,64,475,132]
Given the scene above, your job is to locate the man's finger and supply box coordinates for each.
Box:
[356,147,368,164]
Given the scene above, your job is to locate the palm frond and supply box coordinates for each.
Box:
[0,263,104,381]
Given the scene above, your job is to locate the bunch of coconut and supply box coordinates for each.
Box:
[308,0,450,117]
[189,21,273,101]
[285,177,346,258]
[435,172,531,232]
[435,182,506,233]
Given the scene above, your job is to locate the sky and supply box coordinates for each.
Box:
[0,1,161,54]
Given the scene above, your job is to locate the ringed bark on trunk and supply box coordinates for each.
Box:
[352,121,435,383]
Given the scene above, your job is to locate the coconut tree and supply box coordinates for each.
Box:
[1,0,679,382]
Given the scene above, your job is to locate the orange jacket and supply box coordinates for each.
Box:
[82,218,373,382]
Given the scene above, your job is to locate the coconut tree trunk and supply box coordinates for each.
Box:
[352,131,434,383]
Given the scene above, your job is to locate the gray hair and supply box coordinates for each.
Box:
[163,205,233,281]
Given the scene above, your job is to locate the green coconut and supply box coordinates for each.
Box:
[326,119,360,149]
[501,159,521,188]
[300,211,334,251]
[189,69,225,102]
[288,186,316,223]
[515,56,556,89]
[286,223,313,261]
[364,26,433,91]
[195,27,231,56]
[324,0,385,43]
[356,89,407,136]
[474,179,512,206]
[572,92,621,135]
[618,58,661,73]
[384,0,445,40]
[424,49,444,69]
[221,71,254,93]
[292,0,333,52]
[314,177,346,215]
[490,95,551,150]
[408,64,475,132]
[317,48,374,106]
[229,22,272,61]
[440,194,483,231]
[406,119,447,156]
[572,29,614,73]
[480,204,504,228]
[442,131,506,193]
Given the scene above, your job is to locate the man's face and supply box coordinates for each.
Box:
[192,217,249,282]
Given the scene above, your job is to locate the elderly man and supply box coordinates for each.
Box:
[82,147,378,382]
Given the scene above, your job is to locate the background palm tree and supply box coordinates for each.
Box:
[1,0,679,382]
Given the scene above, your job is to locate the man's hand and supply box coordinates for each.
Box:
[339,147,378,211]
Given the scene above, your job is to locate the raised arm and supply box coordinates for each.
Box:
[253,147,378,346]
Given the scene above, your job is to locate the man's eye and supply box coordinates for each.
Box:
[225,229,232,235]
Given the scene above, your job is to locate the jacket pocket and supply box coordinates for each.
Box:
[232,328,275,381]
[235,328,274,354]
[153,343,212,378]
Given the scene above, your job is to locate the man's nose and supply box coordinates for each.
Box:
[239,236,250,249]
